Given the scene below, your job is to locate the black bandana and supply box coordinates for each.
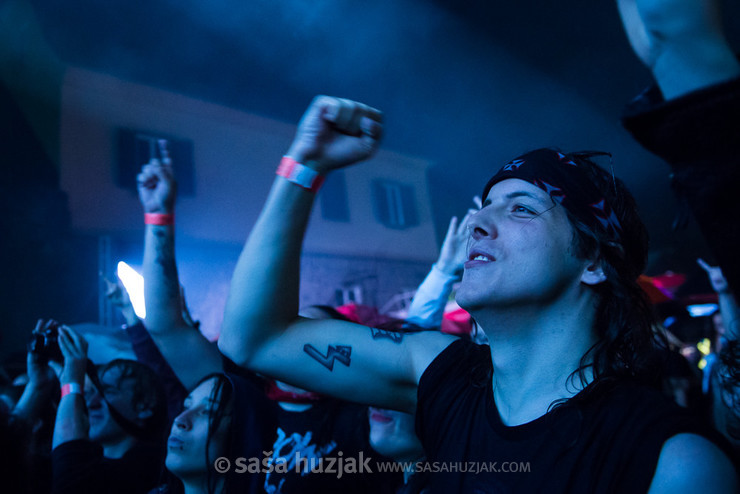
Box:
[482,149,622,243]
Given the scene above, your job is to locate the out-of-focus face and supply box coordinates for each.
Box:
[86,366,142,445]
[368,407,423,463]
[456,178,585,313]
[274,379,309,395]
[166,377,231,479]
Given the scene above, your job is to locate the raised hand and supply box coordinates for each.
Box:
[437,209,476,276]
[102,275,139,326]
[286,96,383,173]
[58,325,88,386]
[103,275,130,309]
[27,319,58,388]
[698,258,730,294]
[136,158,177,214]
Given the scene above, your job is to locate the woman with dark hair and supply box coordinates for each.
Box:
[155,372,277,494]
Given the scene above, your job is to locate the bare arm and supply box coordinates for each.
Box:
[698,258,739,341]
[648,433,738,493]
[219,96,455,412]
[13,356,57,424]
[617,0,740,100]
[137,158,222,390]
[52,326,89,449]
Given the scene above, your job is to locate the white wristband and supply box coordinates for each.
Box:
[277,156,325,192]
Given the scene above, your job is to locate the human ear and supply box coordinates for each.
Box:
[581,260,607,286]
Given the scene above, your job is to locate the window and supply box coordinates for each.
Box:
[371,179,418,229]
[115,128,194,196]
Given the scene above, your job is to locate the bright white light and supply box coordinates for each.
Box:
[686,303,718,318]
[117,261,146,318]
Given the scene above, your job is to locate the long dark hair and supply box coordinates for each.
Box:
[560,151,667,389]
[202,374,234,494]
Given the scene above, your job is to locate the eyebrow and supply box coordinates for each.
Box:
[484,190,550,206]
[183,398,219,408]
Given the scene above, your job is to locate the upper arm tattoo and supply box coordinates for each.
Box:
[303,344,352,371]
[369,327,404,344]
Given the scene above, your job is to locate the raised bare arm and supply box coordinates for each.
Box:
[218,96,455,412]
[137,155,222,389]
[617,0,740,99]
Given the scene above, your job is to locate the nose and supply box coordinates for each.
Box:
[173,410,191,431]
[85,388,102,409]
[468,207,497,240]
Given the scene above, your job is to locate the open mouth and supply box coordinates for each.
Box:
[465,249,495,267]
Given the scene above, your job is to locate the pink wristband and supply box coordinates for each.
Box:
[276,157,325,193]
[61,383,83,399]
[144,213,175,225]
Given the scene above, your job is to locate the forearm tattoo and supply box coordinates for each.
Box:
[303,344,352,371]
[153,229,180,302]
[369,327,404,344]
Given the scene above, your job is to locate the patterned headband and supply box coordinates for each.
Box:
[481,149,622,242]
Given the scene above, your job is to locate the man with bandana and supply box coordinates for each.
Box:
[219,93,736,492]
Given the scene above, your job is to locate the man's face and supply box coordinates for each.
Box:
[86,366,143,445]
[456,178,588,313]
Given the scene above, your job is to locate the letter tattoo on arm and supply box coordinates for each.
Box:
[369,327,404,344]
[303,344,352,371]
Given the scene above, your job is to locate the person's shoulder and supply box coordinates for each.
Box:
[417,337,491,404]
[427,335,488,362]
[419,337,488,377]
[52,438,102,457]
[648,433,738,494]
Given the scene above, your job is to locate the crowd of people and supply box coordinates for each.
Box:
[1,0,739,492]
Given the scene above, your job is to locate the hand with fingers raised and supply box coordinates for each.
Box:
[27,319,59,388]
[57,325,89,388]
[137,157,177,215]
[698,258,730,294]
[102,275,139,326]
[437,209,477,277]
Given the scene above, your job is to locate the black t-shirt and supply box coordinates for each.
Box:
[416,339,728,494]
[52,439,164,494]
[264,401,398,494]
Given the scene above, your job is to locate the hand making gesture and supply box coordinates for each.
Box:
[136,143,176,214]
[286,96,383,173]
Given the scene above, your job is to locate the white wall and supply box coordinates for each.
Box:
[59,67,438,261]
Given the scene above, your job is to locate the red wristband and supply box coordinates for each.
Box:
[144,213,175,225]
[276,156,325,193]
[61,383,83,399]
